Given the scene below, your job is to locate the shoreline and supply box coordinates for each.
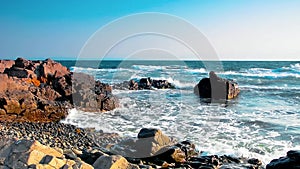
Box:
[0,121,265,168]
[0,58,298,168]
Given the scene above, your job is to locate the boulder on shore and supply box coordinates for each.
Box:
[194,71,240,100]
[0,58,119,122]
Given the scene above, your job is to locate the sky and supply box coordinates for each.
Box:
[0,0,300,60]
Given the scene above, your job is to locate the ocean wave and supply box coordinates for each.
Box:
[165,77,195,89]
[240,85,300,90]
[219,69,300,78]
[290,63,300,70]
[131,65,164,71]
[184,68,207,74]
[70,66,132,73]
[131,64,193,71]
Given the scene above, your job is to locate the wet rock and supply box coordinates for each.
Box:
[266,150,300,169]
[194,71,240,100]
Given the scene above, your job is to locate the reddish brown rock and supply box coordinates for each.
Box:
[0,58,119,122]
[0,74,9,92]
[40,58,69,79]
[0,60,14,73]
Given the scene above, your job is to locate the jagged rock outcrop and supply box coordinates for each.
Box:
[0,58,119,122]
[194,71,240,100]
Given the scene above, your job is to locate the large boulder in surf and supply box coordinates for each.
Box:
[194,71,240,100]
[266,150,300,169]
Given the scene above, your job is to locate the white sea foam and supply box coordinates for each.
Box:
[219,69,300,78]
[290,63,300,70]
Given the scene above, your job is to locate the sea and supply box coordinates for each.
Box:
[58,60,300,164]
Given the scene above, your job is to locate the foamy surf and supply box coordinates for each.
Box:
[62,60,300,166]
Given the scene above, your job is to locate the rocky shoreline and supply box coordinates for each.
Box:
[1,121,298,169]
[1,122,266,169]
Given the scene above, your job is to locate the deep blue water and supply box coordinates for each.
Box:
[58,60,300,164]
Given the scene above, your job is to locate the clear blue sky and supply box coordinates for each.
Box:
[0,0,299,60]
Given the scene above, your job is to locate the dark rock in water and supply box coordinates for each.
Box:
[266,150,300,169]
[194,71,240,100]
[0,58,119,122]
[114,78,175,90]
[131,78,175,90]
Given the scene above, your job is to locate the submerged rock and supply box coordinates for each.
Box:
[194,71,240,100]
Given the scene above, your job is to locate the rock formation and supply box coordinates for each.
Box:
[266,150,300,169]
[0,58,119,122]
[194,71,240,100]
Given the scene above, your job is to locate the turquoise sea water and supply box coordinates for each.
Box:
[59,60,300,164]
